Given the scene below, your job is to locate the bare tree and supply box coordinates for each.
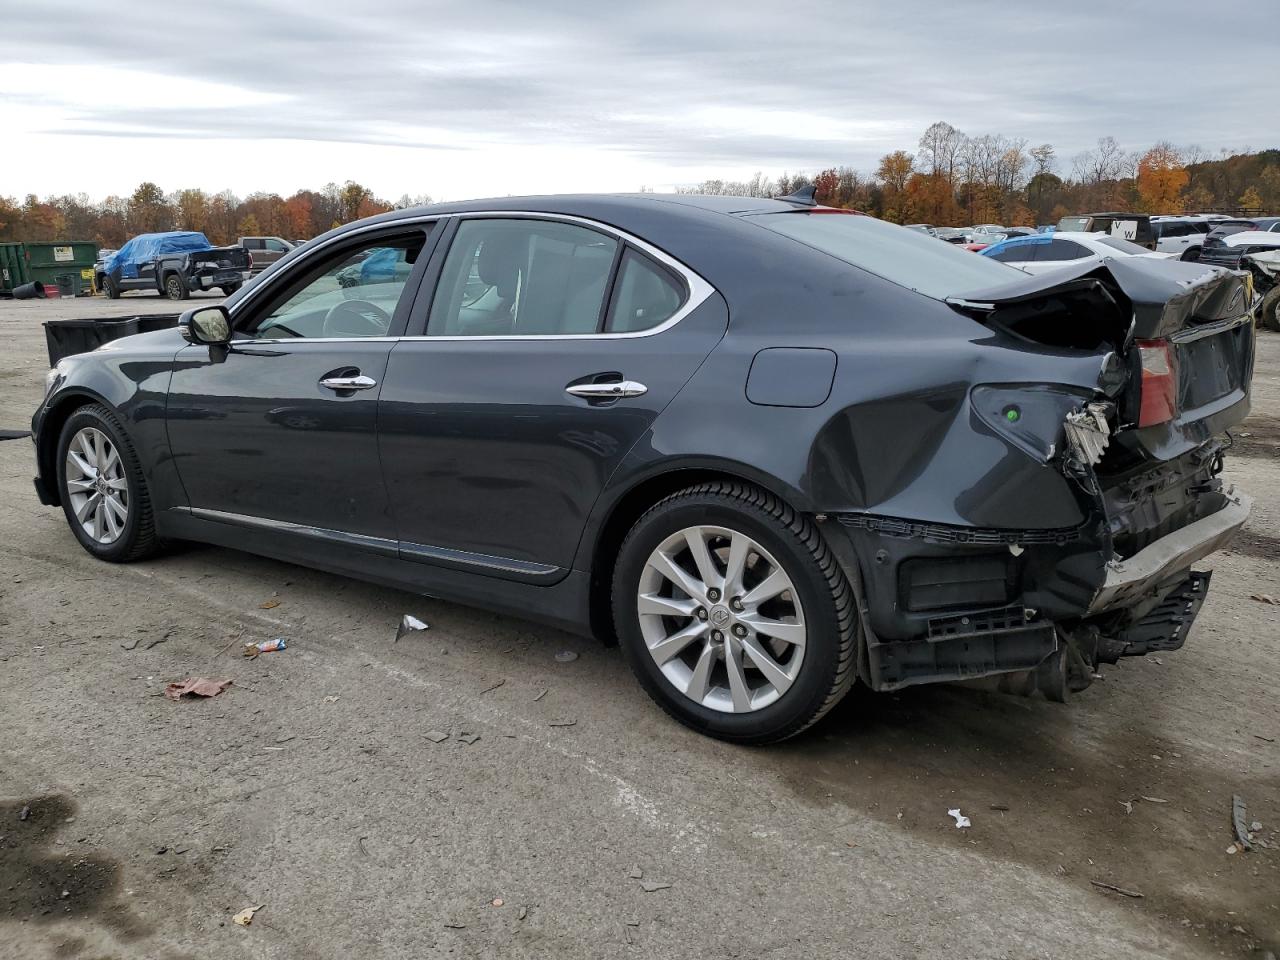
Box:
[1030,144,1056,177]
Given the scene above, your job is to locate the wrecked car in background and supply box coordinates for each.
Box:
[97,231,251,300]
[1245,249,1280,331]
[33,192,1254,743]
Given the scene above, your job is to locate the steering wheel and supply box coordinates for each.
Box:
[322,299,392,338]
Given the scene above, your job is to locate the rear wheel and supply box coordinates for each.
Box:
[55,404,162,562]
[1260,287,1280,333]
[220,283,241,296]
[164,273,189,301]
[612,481,857,743]
[1180,246,1201,262]
[102,276,120,299]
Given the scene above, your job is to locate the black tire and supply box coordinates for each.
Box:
[1261,287,1280,333]
[1180,246,1201,262]
[220,283,241,296]
[611,481,858,744]
[55,403,162,563]
[102,276,120,299]
[164,273,189,301]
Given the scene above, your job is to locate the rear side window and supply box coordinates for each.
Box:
[988,244,1036,263]
[1096,236,1152,256]
[428,219,617,336]
[748,211,1018,299]
[1033,239,1090,261]
[606,250,685,333]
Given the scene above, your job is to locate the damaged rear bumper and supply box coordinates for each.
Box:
[826,488,1249,693]
[1088,487,1250,614]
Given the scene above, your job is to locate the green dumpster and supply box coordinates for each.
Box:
[0,242,31,293]
[25,241,98,297]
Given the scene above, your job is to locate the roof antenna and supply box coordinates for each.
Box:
[778,184,817,207]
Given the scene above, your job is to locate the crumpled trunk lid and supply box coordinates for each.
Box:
[948,256,1255,464]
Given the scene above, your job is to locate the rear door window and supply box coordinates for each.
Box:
[428,219,618,336]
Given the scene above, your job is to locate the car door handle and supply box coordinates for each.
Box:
[565,380,648,400]
[319,374,377,391]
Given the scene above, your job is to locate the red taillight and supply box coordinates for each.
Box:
[1137,339,1177,427]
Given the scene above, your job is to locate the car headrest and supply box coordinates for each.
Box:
[477,233,526,299]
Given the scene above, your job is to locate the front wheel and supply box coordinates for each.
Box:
[102,276,120,299]
[1180,247,1201,262]
[612,482,857,744]
[220,283,242,296]
[164,273,189,300]
[55,404,162,562]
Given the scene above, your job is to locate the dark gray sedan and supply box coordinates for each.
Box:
[31,192,1254,742]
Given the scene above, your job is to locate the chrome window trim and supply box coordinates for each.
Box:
[229,210,716,344]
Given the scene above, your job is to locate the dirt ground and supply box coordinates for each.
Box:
[1,292,1277,960]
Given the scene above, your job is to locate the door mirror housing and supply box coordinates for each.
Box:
[180,305,232,345]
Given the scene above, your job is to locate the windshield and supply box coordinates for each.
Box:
[748,211,1019,299]
[1095,236,1151,256]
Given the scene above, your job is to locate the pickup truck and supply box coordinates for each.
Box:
[239,236,296,275]
[98,232,251,300]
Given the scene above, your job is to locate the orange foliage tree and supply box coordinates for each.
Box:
[1136,142,1189,213]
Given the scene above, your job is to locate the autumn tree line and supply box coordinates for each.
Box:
[0,181,433,247]
[2,122,1278,246]
[680,123,1280,226]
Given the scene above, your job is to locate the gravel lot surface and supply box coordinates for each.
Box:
[1,293,1277,959]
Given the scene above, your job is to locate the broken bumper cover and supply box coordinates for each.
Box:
[826,488,1248,692]
[1087,487,1251,614]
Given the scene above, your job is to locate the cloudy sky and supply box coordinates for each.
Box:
[3,0,1276,202]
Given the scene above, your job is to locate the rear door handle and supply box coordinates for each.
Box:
[565,380,648,400]
[319,374,377,391]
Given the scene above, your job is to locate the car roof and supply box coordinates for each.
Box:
[368,193,800,223]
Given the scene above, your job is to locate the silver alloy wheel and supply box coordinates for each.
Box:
[637,525,806,713]
[64,426,129,545]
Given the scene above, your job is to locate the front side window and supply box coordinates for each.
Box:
[265,238,291,252]
[239,232,427,340]
[428,219,618,336]
[606,250,685,332]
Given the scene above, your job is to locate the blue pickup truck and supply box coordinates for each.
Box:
[97,232,251,300]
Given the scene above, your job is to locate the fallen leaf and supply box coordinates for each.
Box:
[1250,594,1278,605]
[1140,796,1169,804]
[424,731,449,744]
[548,719,577,728]
[628,867,643,879]
[639,880,671,893]
[232,904,263,926]
[479,678,506,695]
[490,898,504,907]
[260,599,281,609]
[457,732,480,745]
[164,678,232,701]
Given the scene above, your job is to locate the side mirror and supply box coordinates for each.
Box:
[180,305,232,346]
